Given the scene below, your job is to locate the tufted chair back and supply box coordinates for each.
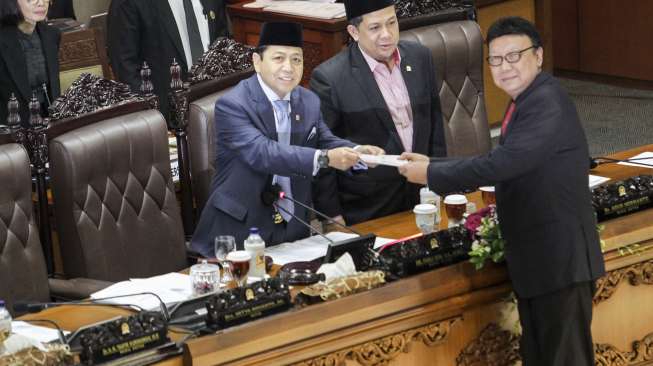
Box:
[48,110,187,281]
[187,88,233,214]
[400,20,491,157]
[0,143,50,314]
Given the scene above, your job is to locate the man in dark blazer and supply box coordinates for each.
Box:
[309,0,446,226]
[399,17,605,365]
[107,0,229,118]
[191,22,383,256]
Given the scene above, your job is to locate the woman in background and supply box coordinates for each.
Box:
[0,0,61,127]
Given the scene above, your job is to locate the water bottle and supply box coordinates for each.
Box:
[0,299,12,344]
[244,228,266,278]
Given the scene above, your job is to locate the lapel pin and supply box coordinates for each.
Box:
[209,10,216,20]
[406,65,412,72]
[295,114,300,122]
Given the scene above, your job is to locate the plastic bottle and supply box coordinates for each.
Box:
[244,228,266,278]
[0,299,12,344]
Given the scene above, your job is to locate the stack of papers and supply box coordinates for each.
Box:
[90,272,192,311]
[245,1,346,19]
[618,151,653,169]
[11,321,70,344]
[589,174,610,188]
[265,232,394,265]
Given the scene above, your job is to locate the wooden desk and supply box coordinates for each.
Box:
[21,144,653,365]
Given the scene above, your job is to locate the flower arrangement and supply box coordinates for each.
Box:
[465,205,506,270]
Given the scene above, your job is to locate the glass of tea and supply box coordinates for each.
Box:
[444,194,468,227]
[479,186,496,206]
[226,250,251,287]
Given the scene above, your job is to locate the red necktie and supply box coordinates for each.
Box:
[501,102,516,136]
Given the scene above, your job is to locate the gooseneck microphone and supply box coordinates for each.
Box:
[262,183,362,236]
[271,197,335,244]
[590,156,653,169]
[13,292,170,321]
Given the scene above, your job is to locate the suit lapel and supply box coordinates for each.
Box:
[157,0,188,71]
[350,45,403,150]
[399,44,422,151]
[247,75,278,141]
[0,27,30,102]
[37,23,60,98]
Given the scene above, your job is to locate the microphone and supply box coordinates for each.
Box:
[264,183,363,236]
[270,197,335,245]
[590,156,653,169]
[13,292,170,321]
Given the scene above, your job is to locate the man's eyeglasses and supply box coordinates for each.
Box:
[26,0,52,4]
[486,46,536,67]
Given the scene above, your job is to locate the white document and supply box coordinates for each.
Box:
[618,151,653,169]
[360,154,408,167]
[589,174,610,188]
[11,321,70,344]
[91,273,192,311]
[261,1,346,19]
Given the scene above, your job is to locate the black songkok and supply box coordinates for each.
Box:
[257,22,303,48]
[344,0,396,20]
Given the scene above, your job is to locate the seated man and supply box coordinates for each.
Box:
[310,0,447,226]
[399,17,605,365]
[191,22,383,256]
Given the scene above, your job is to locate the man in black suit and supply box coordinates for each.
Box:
[399,17,605,365]
[309,0,446,226]
[107,0,229,118]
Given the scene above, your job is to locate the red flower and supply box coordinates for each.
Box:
[464,206,493,236]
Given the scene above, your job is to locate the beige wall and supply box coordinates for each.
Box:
[73,0,110,24]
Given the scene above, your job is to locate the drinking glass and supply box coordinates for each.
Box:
[214,236,236,284]
[226,251,251,287]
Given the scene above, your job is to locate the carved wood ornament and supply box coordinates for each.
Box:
[593,260,653,305]
[188,38,254,85]
[595,332,653,365]
[294,316,461,366]
[456,323,520,366]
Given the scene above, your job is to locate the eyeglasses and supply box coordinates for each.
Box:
[486,46,536,67]
[25,0,51,4]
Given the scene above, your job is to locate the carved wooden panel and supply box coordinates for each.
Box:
[595,332,653,365]
[594,260,653,305]
[456,323,520,366]
[58,28,110,79]
[294,316,461,366]
[302,41,323,87]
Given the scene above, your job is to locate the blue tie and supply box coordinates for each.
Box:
[272,100,294,221]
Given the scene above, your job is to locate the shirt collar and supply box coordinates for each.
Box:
[256,73,291,103]
[358,45,401,72]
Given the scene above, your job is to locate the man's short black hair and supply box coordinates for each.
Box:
[349,16,363,28]
[486,16,542,48]
[254,46,268,57]
[0,0,24,26]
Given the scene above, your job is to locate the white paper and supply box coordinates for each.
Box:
[317,252,357,281]
[589,174,610,188]
[618,151,653,169]
[260,1,346,19]
[10,321,70,344]
[360,154,408,167]
[91,273,192,311]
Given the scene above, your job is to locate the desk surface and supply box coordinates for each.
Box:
[19,144,653,365]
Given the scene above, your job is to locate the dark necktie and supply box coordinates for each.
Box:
[501,102,516,137]
[182,0,204,64]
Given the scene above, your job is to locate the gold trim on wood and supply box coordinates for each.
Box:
[595,331,653,365]
[293,316,462,366]
[593,260,653,305]
[456,323,520,366]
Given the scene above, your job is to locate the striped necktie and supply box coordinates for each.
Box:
[272,100,293,221]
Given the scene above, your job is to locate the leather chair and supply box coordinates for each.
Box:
[187,88,232,214]
[400,20,491,157]
[0,142,108,315]
[48,109,188,282]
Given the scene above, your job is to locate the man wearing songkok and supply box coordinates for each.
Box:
[398,17,605,365]
[191,22,384,256]
[309,0,447,227]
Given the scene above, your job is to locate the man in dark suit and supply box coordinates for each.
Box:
[399,17,605,365]
[107,0,229,118]
[309,0,446,227]
[191,22,383,256]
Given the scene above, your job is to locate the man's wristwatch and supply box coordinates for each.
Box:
[318,149,330,169]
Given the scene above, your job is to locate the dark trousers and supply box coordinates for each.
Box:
[517,281,595,366]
